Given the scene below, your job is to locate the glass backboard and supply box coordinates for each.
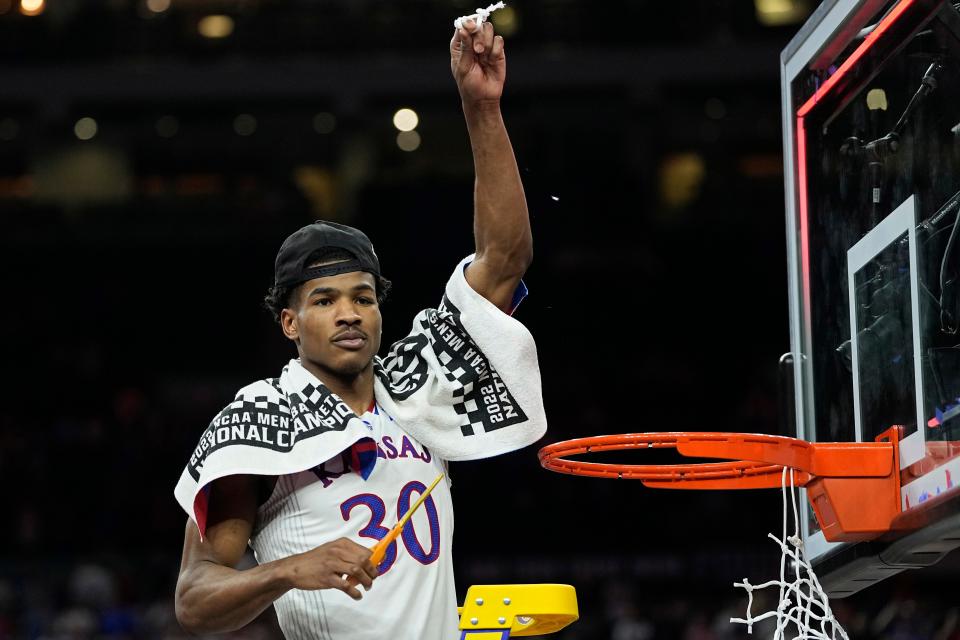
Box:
[782,0,960,596]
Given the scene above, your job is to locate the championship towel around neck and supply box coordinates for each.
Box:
[174,255,547,536]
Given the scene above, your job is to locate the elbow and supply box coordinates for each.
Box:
[505,246,533,280]
[509,230,533,268]
[174,593,199,635]
[478,242,533,278]
[518,243,533,272]
[175,603,199,635]
[506,235,533,272]
[516,233,534,273]
[175,578,207,635]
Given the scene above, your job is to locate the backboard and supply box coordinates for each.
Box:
[782,0,960,596]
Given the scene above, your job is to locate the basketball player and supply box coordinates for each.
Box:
[174,19,540,640]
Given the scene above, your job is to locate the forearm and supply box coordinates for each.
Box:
[464,101,532,272]
[175,556,292,634]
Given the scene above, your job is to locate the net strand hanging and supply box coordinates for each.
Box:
[730,468,849,640]
[454,2,506,31]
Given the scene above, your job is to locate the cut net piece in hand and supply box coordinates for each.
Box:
[730,468,849,640]
[454,2,506,32]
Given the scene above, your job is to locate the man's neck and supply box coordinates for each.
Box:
[300,359,375,416]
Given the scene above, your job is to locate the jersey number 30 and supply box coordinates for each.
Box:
[339,480,441,575]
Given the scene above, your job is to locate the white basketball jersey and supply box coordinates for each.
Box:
[249,401,458,640]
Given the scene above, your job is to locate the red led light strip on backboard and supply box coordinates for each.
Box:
[794,0,916,316]
[796,0,916,118]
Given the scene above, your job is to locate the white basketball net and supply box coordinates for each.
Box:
[730,468,850,640]
[454,2,506,31]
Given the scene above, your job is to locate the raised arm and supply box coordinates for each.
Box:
[450,19,532,313]
[174,475,378,634]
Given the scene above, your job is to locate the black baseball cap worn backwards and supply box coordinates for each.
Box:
[273,220,382,288]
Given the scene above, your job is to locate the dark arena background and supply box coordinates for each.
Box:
[2,0,960,638]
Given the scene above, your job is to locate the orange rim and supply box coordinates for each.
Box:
[538,431,905,541]
[537,432,822,487]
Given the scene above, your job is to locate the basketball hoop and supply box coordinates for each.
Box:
[539,430,904,640]
[538,429,903,543]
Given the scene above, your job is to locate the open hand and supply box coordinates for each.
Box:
[450,19,505,106]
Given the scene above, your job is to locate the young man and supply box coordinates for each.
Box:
[173,19,547,640]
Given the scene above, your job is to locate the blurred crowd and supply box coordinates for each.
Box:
[0,555,277,639]
[1,554,959,639]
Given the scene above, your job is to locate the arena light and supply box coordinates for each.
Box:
[74,117,98,141]
[490,5,519,37]
[392,108,419,132]
[659,152,705,209]
[866,88,888,111]
[738,153,783,179]
[19,0,44,16]
[754,0,808,27]
[146,0,170,14]
[396,130,421,152]
[198,15,234,39]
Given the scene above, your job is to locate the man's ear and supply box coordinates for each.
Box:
[280,308,299,342]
